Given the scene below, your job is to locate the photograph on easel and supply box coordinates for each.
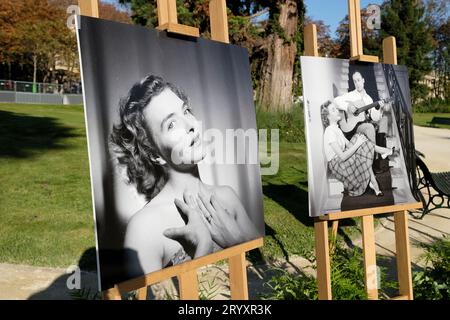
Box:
[76,16,264,290]
[301,56,419,217]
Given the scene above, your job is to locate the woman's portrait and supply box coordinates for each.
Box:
[110,75,259,277]
[77,17,264,289]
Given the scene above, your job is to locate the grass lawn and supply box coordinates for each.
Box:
[0,103,95,268]
[413,113,450,129]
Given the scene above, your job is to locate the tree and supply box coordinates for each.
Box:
[423,0,449,100]
[304,17,338,58]
[118,0,303,112]
[99,1,132,23]
[257,1,305,111]
[334,8,382,59]
[381,0,435,102]
[0,0,26,79]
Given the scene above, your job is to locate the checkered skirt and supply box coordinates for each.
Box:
[328,136,375,196]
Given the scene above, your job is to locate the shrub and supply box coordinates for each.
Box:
[261,241,396,300]
[413,235,450,300]
[413,99,450,113]
[256,103,305,143]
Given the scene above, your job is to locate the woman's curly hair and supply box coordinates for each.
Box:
[110,75,188,201]
[320,100,332,129]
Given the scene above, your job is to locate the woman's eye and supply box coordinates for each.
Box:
[184,108,192,115]
[168,121,175,130]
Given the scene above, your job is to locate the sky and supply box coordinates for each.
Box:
[304,0,384,38]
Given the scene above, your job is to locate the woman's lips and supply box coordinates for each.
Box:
[190,133,201,147]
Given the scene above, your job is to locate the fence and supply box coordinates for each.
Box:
[0,79,83,105]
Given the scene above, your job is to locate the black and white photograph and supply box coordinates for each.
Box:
[76,16,265,290]
[301,56,418,217]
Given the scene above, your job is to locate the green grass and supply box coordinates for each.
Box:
[0,103,95,268]
[413,113,450,129]
[259,142,314,260]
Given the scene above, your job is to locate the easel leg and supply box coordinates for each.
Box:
[394,210,413,300]
[102,285,122,300]
[178,270,199,300]
[314,219,332,300]
[136,287,148,300]
[330,220,339,254]
[361,215,378,300]
[229,252,249,300]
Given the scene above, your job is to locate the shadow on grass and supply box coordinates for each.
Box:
[263,183,357,227]
[263,183,312,227]
[247,223,292,266]
[28,247,98,300]
[0,110,79,158]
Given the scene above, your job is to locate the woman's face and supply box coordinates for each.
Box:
[143,88,205,168]
[327,103,341,123]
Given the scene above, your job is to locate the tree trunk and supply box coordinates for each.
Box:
[7,60,12,80]
[33,55,38,93]
[257,0,298,112]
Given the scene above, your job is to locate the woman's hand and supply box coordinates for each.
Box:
[195,190,245,248]
[163,192,213,259]
[355,133,368,147]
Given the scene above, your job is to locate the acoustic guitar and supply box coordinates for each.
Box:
[339,97,393,133]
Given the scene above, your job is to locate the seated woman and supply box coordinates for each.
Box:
[110,75,259,277]
[321,100,395,197]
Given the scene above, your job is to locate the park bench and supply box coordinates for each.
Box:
[415,151,450,218]
[427,116,450,127]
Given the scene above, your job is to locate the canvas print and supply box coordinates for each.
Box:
[76,16,265,290]
[301,56,418,217]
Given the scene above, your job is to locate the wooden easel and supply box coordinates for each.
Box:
[78,0,263,300]
[304,0,422,300]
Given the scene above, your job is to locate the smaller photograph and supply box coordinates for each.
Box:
[301,56,418,217]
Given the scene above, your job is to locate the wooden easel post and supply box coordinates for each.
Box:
[78,0,99,18]
[304,24,332,300]
[210,0,230,44]
[348,0,379,63]
[304,0,421,300]
[79,0,262,300]
[156,0,200,37]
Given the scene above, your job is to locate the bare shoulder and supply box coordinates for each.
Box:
[124,202,172,248]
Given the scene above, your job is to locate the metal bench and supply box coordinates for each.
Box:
[427,116,450,127]
[415,151,450,218]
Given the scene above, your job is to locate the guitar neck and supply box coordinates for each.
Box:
[354,99,390,115]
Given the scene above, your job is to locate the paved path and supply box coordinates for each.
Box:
[0,126,449,300]
[414,125,450,171]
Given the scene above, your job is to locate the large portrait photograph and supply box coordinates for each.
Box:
[76,16,265,290]
[301,56,418,217]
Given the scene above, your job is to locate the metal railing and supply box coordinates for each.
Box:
[0,79,82,94]
[382,64,419,201]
